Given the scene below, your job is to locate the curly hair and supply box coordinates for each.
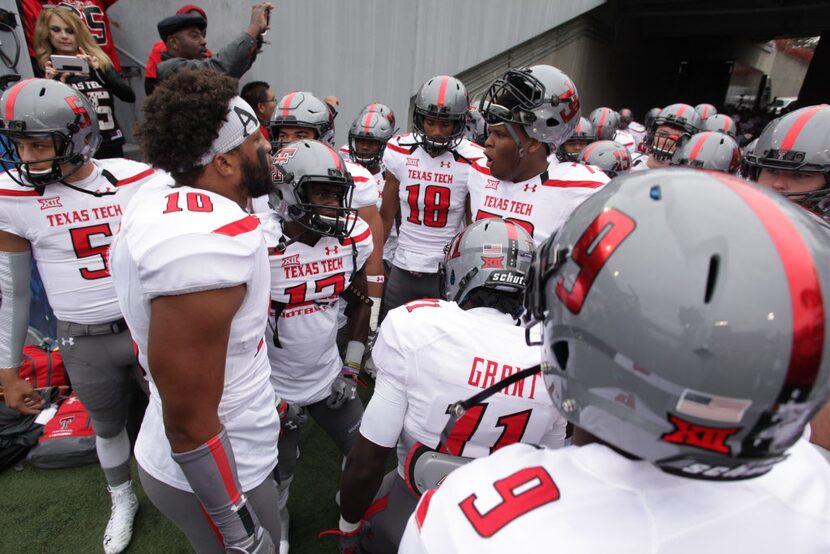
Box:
[135,69,239,186]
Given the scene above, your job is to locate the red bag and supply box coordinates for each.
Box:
[18,345,67,388]
[26,393,97,469]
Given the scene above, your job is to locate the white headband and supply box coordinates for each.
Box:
[197,96,261,166]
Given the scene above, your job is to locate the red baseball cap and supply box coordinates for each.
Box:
[176,4,207,22]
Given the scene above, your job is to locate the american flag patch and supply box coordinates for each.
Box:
[482,244,503,256]
[676,389,751,424]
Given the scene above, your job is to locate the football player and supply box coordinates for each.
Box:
[743,105,830,218]
[109,69,280,554]
[631,103,702,171]
[269,92,385,331]
[333,218,566,552]
[469,65,608,246]
[701,113,738,138]
[555,117,595,163]
[0,79,154,554]
[618,107,646,148]
[264,139,374,554]
[343,106,398,328]
[694,102,717,120]
[578,140,632,178]
[379,75,484,321]
[672,131,742,174]
[401,168,830,552]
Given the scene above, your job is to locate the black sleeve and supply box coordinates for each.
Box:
[95,67,136,103]
[144,77,157,97]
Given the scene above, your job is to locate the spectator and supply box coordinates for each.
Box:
[240,80,276,140]
[148,3,273,95]
[144,4,213,95]
[21,1,123,71]
[33,5,135,158]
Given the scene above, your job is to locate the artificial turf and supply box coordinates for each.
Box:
[0,413,353,553]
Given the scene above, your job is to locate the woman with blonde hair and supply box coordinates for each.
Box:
[33,6,135,158]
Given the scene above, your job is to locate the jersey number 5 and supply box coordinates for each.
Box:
[69,223,113,280]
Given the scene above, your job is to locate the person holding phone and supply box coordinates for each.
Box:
[32,5,135,159]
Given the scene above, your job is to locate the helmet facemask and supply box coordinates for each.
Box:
[413,110,465,156]
[287,176,357,239]
[0,129,87,188]
[347,134,385,167]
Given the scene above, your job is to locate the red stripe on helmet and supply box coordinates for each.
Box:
[723,117,731,132]
[676,105,687,117]
[780,105,823,152]
[597,109,608,136]
[436,76,450,108]
[580,141,602,161]
[362,111,373,134]
[367,102,378,113]
[504,219,520,241]
[3,79,34,122]
[206,434,242,504]
[325,144,343,171]
[280,92,298,117]
[688,132,713,161]
[720,175,825,399]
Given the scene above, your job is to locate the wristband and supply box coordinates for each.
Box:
[369,297,382,332]
[344,340,366,369]
[366,274,386,284]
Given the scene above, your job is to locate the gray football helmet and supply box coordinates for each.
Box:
[578,140,631,178]
[439,218,534,311]
[672,131,741,174]
[589,108,620,141]
[646,103,702,161]
[557,117,595,162]
[525,168,830,480]
[619,108,633,128]
[744,105,830,212]
[480,65,580,149]
[348,110,395,167]
[644,107,662,129]
[702,114,737,138]
[270,140,356,238]
[465,103,488,147]
[0,78,101,187]
[740,137,759,179]
[269,91,335,148]
[694,103,717,120]
[413,75,469,155]
[360,102,396,130]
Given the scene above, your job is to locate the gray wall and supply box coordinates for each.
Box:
[107,0,604,146]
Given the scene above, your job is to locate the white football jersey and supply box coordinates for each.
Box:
[628,121,647,148]
[383,135,484,272]
[468,160,608,246]
[401,440,830,554]
[364,301,566,479]
[345,159,378,210]
[110,173,278,492]
[630,153,651,172]
[0,159,154,324]
[614,129,638,156]
[264,215,373,406]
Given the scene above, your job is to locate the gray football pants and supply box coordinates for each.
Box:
[362,471,419,553]
[378,265,441,324]
[56,319,146,439]
[276,395,364,482]
[138,464,281,553]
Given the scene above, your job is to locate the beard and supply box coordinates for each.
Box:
[241,145,275,198]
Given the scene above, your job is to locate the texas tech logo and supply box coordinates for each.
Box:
[661,414,739,455]
[38,196,62,210]
[273,146,298,165]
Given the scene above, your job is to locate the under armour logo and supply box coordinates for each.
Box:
[325,246,339,256]
[60,337,74,346]
[661,414,739,455]
[523,184,537,193]
[440,161,452,168]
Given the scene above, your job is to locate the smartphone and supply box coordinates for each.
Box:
[50,55,89,75]
[261,5,271,37]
